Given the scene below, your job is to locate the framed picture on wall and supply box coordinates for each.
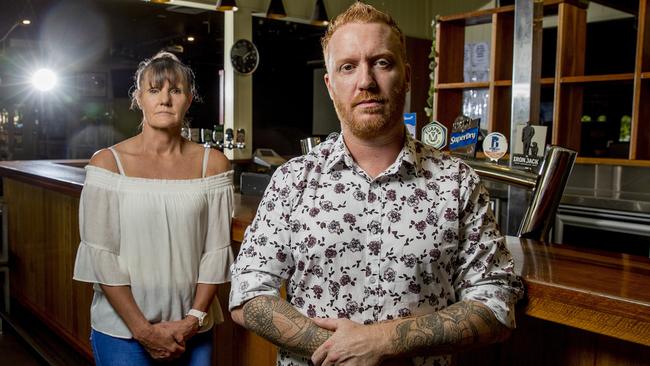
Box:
[76,72,107,97]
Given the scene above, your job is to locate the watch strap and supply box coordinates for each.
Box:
[187,309,207,327]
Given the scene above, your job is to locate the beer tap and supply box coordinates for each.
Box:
[235,128,246,149]
[464,146,577,241]
[224,128,234,150]
[223,128,246,150]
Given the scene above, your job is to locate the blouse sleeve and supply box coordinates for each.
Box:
[73,179,130,285]
[197,184,235,284]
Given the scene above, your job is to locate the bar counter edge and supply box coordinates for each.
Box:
[2,160,649,366]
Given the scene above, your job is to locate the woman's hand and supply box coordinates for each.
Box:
[155,317,200,345]
[133,323,186,360]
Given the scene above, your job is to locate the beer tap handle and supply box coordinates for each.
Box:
[224,128,234,150]
[235,128,246,149]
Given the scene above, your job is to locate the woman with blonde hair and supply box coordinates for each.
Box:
[74,51,233,365]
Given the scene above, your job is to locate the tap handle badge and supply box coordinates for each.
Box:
[449,115,479,158]
[512,123,548,169]
[483,132,508,162]
[421,120,448,150]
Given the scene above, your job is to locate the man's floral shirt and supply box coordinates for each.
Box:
[230,133,524,366]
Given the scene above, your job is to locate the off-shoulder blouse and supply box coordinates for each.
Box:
[73,165,234,338]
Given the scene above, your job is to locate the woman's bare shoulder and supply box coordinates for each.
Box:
[205,148,231,177]
[88,149,119,173]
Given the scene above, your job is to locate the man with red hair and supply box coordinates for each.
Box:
[230,3,523,365]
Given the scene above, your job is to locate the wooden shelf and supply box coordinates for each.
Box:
[439,7,511,26]
[488,78,554,87]
[494,80,512,86]
[435,0,649,161]
[438,0,585,25]
[560,73,635,83]
[436,81,489,90]
[575,157,650,167]
[541,77,555,85]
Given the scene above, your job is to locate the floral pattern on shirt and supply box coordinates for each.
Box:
[230,133,524,366]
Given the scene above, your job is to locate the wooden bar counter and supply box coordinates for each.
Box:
[1,160,649,365]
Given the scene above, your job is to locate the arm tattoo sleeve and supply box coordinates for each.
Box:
[392,300,509,356]
[242,296,332,357]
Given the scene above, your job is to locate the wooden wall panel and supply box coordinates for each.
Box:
[490,12,514,82]
[457,315,650,366]
[631,0,650,159]
[488,12,514,134]
[552,3,587,151]
[489,86,513,136]
[640,0,650,72]
[434,20,464,84]
[405,36,433,137]
[630,81,650,159]
[434,20,465,129]
[4,178,93,359]
[8,180,45,306]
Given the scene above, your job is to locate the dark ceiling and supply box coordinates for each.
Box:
[0,0,225,66]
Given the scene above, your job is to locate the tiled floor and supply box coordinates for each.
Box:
[0,324,46,365]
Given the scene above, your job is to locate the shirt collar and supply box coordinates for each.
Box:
[382,132,419,177]
[323,131,421,176]
[323,133,349,174]
[402,132,419,168]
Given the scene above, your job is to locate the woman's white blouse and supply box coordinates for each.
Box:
[73,165,234,338]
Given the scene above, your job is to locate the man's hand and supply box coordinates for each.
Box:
[310,318,389,366]
[133,323,186,360]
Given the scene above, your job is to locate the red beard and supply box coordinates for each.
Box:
[333,82,408,140]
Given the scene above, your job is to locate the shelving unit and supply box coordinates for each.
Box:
[560,74,635,83]
[434,0,650,163]
[632,0,650,159]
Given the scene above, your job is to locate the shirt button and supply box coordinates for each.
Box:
[369,277,376,284]
[368,220,381,235]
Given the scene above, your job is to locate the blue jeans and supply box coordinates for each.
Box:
[91,328,213,366]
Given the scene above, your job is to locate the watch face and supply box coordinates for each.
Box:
[230,39,259,75]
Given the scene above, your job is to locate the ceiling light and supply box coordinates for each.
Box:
[311,0,329,26]
[186,36,195,42]
[266,0,286,19]
[31,69,58,92]
[216,0,238,11]
[0,19,33,43]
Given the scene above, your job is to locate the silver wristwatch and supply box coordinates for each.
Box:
[186,309,208,327]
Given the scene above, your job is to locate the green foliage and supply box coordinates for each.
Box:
[425,16,440,120]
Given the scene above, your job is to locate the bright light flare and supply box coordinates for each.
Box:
[187,36,195,42]
[31,69,58,92]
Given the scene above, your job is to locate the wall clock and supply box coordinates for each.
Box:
[230,39,259,75]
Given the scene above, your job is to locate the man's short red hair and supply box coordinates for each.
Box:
[321,2,406,61]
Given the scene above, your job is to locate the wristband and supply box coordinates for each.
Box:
[186,309,207,327]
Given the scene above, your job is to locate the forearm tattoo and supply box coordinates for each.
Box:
[392,300,507,356]
[242,296,332,357]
